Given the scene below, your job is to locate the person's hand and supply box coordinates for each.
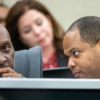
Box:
[0,67,23,78]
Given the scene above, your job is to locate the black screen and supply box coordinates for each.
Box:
[0,89,100,100]
[43,67,74,78]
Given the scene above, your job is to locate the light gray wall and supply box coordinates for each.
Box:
[3,0,100,31]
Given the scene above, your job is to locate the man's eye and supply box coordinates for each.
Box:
[3,45,10,51]
[74,51,79,55]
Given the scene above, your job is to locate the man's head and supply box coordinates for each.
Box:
[0,3,9,26]
[63,16,100,78]
[0,24,14,70]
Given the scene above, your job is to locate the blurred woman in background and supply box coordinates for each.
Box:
[6,0,68,69]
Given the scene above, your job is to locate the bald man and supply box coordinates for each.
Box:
[0,24,22,78]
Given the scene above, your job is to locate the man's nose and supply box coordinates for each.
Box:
[68,57,76,70]
[0,54,7,64]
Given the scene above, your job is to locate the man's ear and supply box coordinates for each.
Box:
[97,39,100,44]
[95,39,100,53]
[95,39,100,49]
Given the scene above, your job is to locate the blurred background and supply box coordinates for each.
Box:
[0,0,100,31]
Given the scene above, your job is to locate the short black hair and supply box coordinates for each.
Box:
[66,16,100,46]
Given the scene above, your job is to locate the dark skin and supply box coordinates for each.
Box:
[0,25,22,78]
[63,30,100,78]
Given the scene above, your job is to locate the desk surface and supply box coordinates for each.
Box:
[0,78,100,89]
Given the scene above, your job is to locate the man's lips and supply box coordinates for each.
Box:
[73,71,81,78]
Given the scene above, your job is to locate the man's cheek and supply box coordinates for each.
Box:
[7,57,14,69]
[9,59,14,69]
[77,60,83,67]
[11,57,14,68]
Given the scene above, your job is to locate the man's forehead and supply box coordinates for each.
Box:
[66,30,80,39]
[63,30,84,55]
[63,30,81,47]
[0,25,11,44]
[0,25,9,38]
[0,7,9,16]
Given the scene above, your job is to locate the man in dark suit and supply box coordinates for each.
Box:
[63,16,100,78]
[0,24,23,78]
